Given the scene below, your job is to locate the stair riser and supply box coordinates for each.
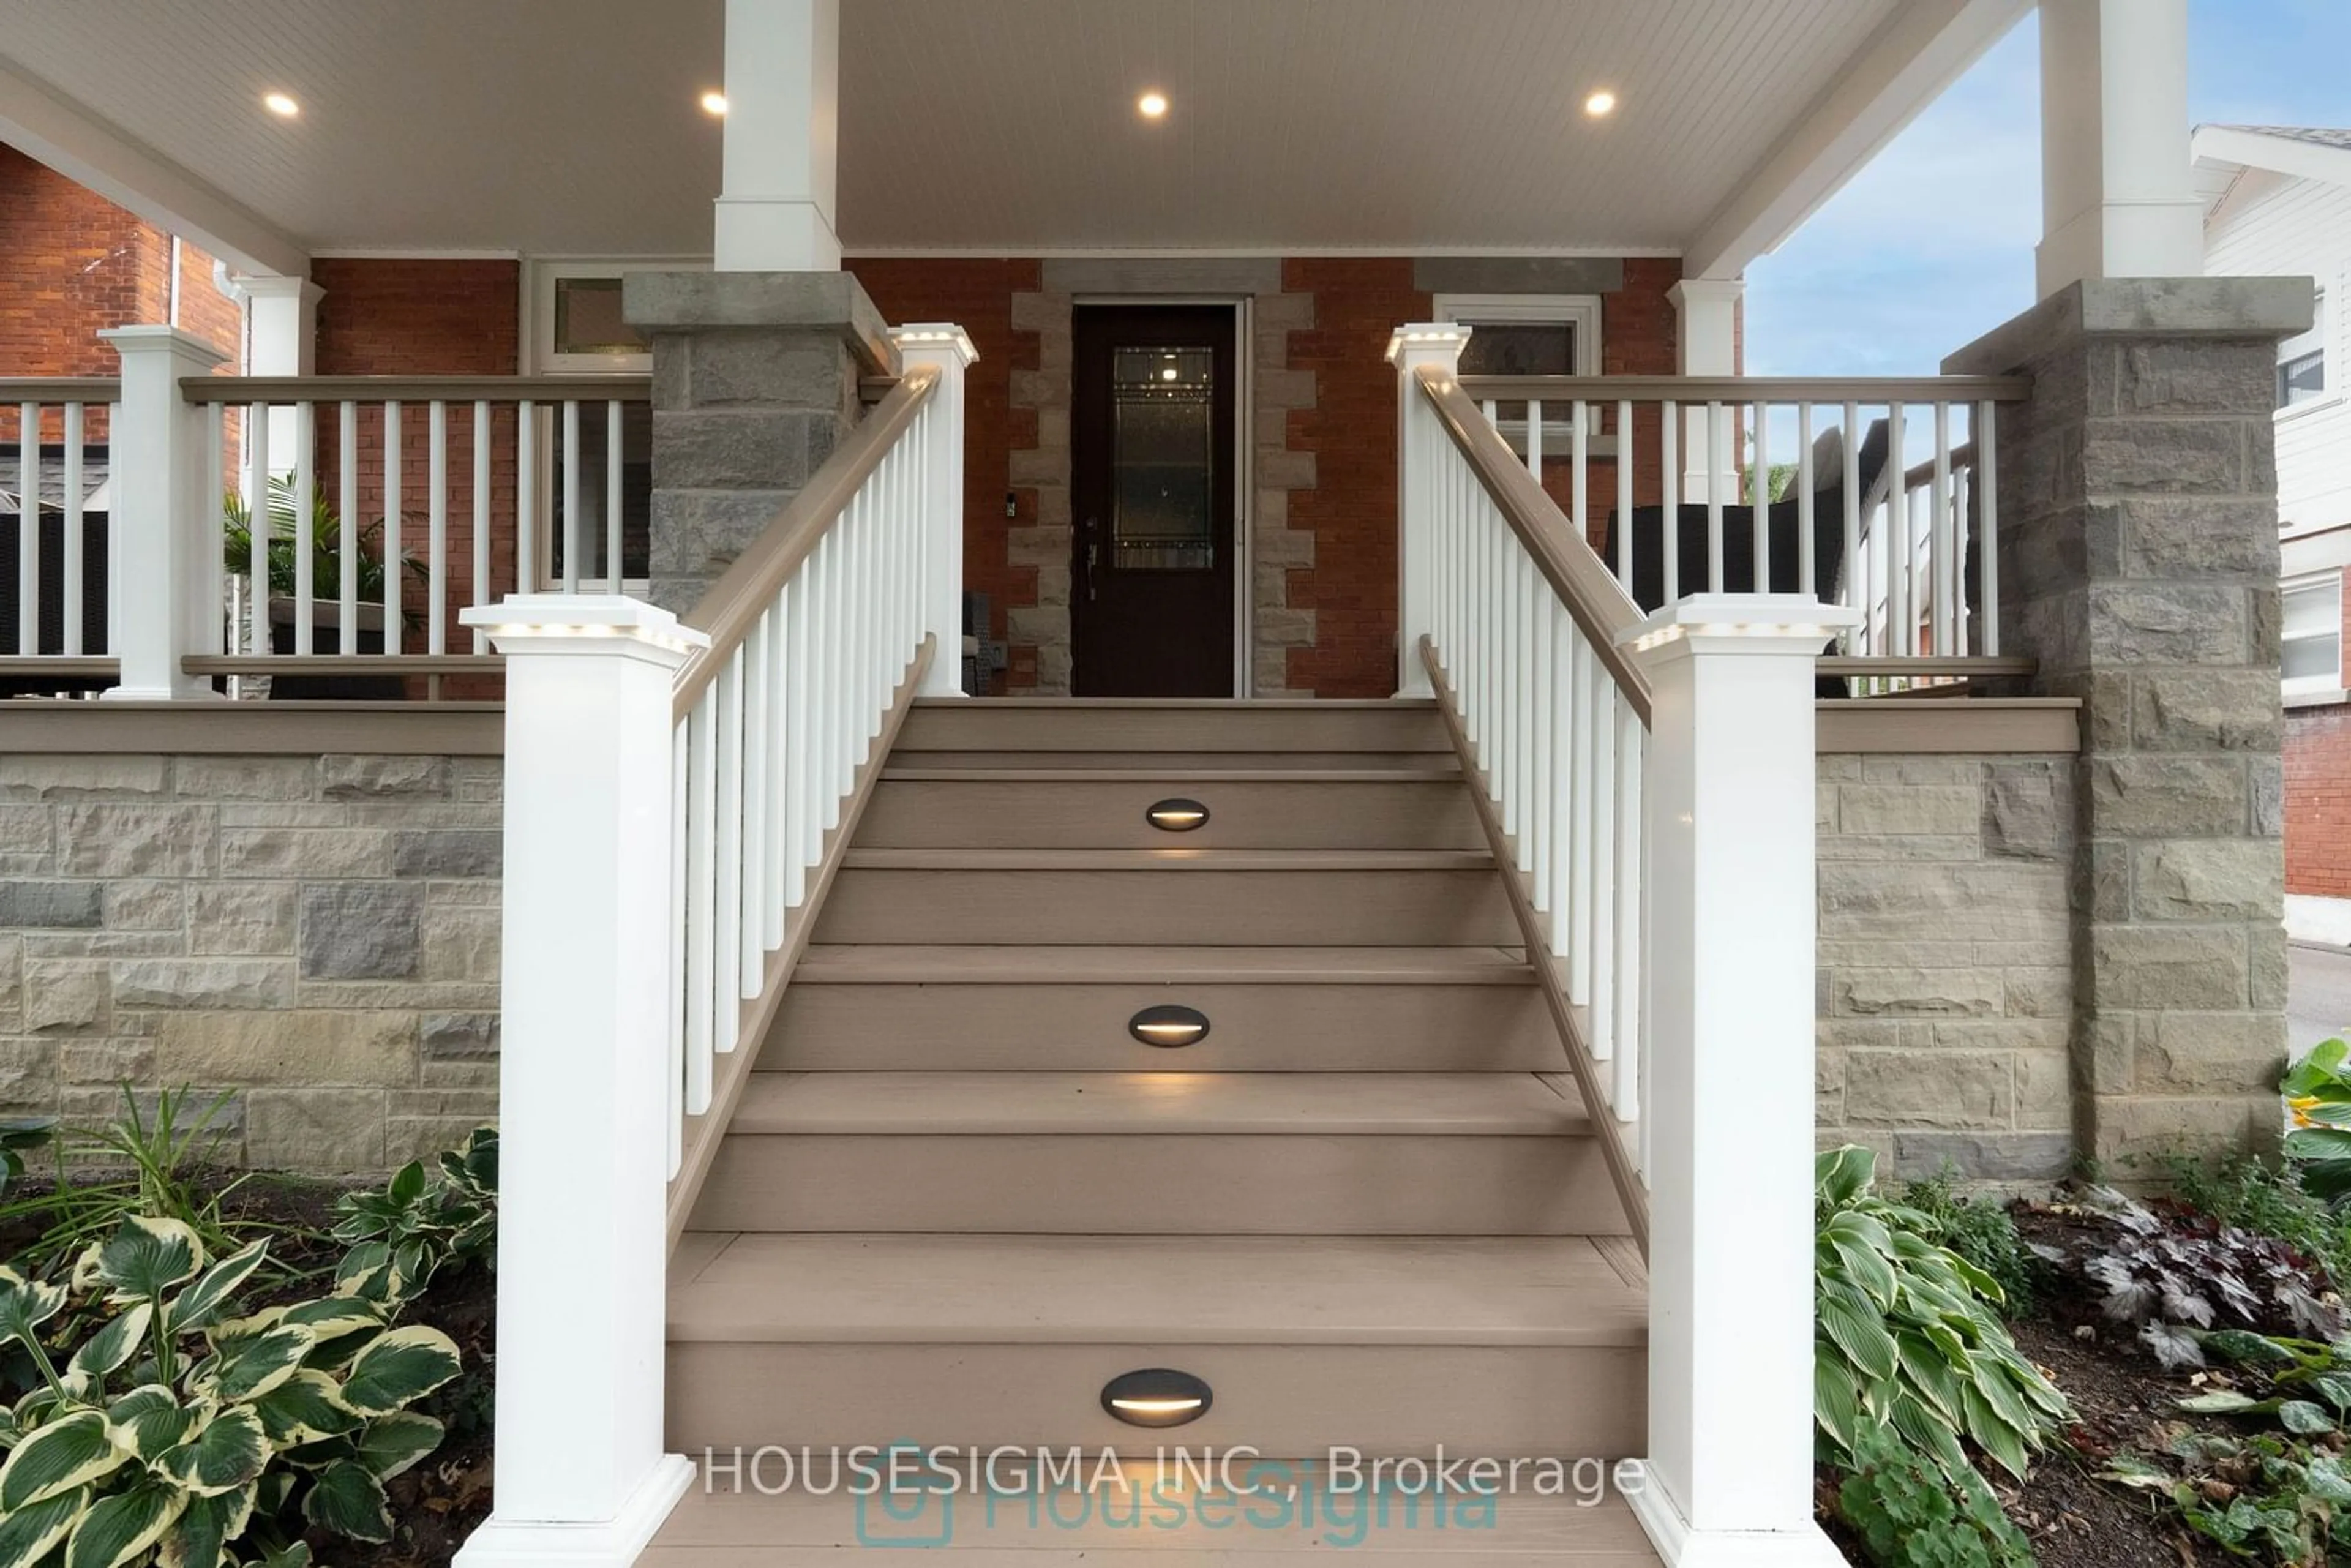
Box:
[899,708,1450,755]
[767,984,1559,1071]
[693,1134,1628,1235]
[669,1343,1644,1459]
[891,749,1458,771]
[861,779,1483,850]
[814,870,1519,947]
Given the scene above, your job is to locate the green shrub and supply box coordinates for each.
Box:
[0,1217,462,1564]
[1817,1146,2071,1484]
[2165,1154,2351,1292]
[329,1127,497,1308]
[2282,1038,2351,1204]
[1899,1176,2040,1316]
[1836,1428,2036,1568]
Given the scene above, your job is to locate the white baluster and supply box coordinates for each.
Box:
[62,402,83,656]
[713,647,744,1051]
[684,685,717,1109]
[382,403,401,655]
[429,402,449,656]
[1660,400,1680,606]
[13,403,35,655]
[473,401,492,642]
[667,725,688,1177]
[561,401,582,593]
[1932,402,1954,657]
[606,401,625,590]
[1796,404,1816,599]
[1704,402,1725,591]
[740,615,768,996]
[247,400,270,661]
[1978,402,2001,658]
[517,402,537,596]
[1842,400,1863,655]
[340,402,360,648]
[292,402,314,654]
[1614,400,1633,587]
[1612,699,1644,1121]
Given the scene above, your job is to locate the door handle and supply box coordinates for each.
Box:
[1084,533,1100,602]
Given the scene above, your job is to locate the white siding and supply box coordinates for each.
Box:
[2207,168,2351,533]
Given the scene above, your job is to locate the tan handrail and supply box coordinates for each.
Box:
[1455,373,2031,403]
[1414,366,1653,726]
[670,364,940,719]
[179,375,654,403]
[0,378,122,401]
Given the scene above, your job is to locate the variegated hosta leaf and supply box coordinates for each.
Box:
[301,1458,394,1544]
[204,1325,316,1405]
[279,1299,388,1375]
[69,1247,104,1299]
[354,1411,444,1482]
[246,1540,310,1568]
[337,1327,462,1417]
[0,1411,127,1513]
[156,1407,269,1499]
[164,1243,269,1338]
[103,1386,192,1463]
[93,1218,205,1305]
[203,1308,285,1364]
[0,1271,67,1355]
[62,1479,187,1568]
[66,1305,156,1397]
[249,1371,360,1447]
[332,1244,407,1308]
[0,1485,88,1568]
[154,1483,254,1568]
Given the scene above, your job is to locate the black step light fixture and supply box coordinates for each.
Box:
[1146,797,1210,833]
[1102,1368,1213,1428]
[1128,1004,1210,1048]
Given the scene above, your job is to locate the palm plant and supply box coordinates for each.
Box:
[221,478,417,606]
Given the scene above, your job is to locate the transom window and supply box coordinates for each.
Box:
[1434,294,1603,454]
[2282,570,2343,697]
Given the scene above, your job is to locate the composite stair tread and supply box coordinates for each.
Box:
[667,1233,1644,1346]
[880,765,1468,782]
[645,1480,1659,1562]
[909,697,1440,710]
[725,1071,1588,1136]
[791,943,1538,985]
[878,749,1461,770]
[841,847,1496,871]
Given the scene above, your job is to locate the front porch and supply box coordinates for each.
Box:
[0,1,2309,1566]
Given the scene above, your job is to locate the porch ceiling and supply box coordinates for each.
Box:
[0,0,2015,271]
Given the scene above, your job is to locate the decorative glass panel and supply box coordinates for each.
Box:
[1112,347,1215,571]
[554,278,648,357]
[1456,321,1576,378]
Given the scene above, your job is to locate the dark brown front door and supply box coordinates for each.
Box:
[1071,306,1237,697]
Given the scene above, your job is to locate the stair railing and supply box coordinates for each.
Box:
[1395,323,1859,1568]
[458,324,974,1564]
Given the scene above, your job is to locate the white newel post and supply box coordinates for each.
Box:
[455,595,707,1568]
[1624,594,1859,1568]
[99,326,227,701]
[1387,324,1471,699]
[891,324,978,698]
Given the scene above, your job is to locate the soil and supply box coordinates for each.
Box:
[0,1168,495,1567]
[1818,1193,2344,1568]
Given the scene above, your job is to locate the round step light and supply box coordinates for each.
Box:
[1103,1368,1213,1428]
[1129,1005,1210,1048]
[1146,798,1210,833]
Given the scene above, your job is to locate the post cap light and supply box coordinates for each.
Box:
[700,90,729,116]
[1103,1368,1212,1427]
[1129,1005,1210,1048]
[1146,798,1209,832]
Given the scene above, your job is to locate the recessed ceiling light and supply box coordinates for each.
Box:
[1584,89,1618,118]
[1138,91,1169,120]
[700,90,729,117]
[263,92,301,119]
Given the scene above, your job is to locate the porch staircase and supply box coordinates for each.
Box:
[647,698,1652,1562]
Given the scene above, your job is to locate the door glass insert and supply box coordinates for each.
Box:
[1112,346,1215,571]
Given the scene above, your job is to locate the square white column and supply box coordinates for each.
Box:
[2037,0,2203,296]
[1667,280,1742,505]
[715,0,842,271]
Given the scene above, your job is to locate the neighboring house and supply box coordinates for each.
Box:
[0,4,2308,1567]
[2197,126,2351,945]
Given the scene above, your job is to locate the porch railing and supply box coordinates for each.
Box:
[2,380,119,672]
[456,324,972,1558]
[1455,371,2029,689]
[1397,323,1869,1560]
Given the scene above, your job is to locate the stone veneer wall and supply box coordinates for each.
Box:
[1816,752,2079,1182]
[0,754,501,1172]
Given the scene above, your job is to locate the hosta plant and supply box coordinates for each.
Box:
[330,1127,497,1308]
[1815,1146,2071,1484]
[2283,1037,2351,1205]
[0,1215,462,1566]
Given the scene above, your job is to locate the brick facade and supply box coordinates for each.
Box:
[2285,565,2351,899]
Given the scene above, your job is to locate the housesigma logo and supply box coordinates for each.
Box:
[698,1444,1650,1550]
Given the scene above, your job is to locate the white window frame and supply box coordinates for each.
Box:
[2278,289,2328,416]
[2282,568,2345,705]
[520,259,707,591]
[1433,293,1606,456]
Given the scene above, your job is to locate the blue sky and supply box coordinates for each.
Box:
[1745,0,2351,375]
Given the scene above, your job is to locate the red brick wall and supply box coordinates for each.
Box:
[2287,565,2351,898]
[310,260,521,663]
[848,259,1040,691]
[0,147,241,444]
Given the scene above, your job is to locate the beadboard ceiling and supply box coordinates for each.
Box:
[0,0,1925,260]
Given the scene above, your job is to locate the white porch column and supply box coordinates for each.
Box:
[1623,593,1859,1568]
[99,326,227,701]
[1388,324,1471,699]
[716,0,841,271]
[238,273,322,481]
[891,324,979,697]
[1668,280,1742,504]
[2036,0,2202,297]
[454,595,705,1568]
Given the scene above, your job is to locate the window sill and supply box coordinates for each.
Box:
[2278,394,2345,427]
[2285,686,2350,710]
